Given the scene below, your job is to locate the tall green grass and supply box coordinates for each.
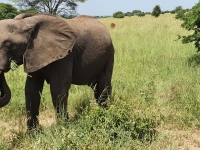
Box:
[0,14,199,149]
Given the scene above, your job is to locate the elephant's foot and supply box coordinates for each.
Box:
[26,124,43,136]
[56,111,69,125]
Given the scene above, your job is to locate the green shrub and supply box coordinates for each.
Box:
[138,12,145,17]
[60,101,161,149]
[113,11,125,18]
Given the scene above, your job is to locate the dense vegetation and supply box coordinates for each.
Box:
[0,13,200,149]
[113,11,125,18]
[177,2,200,52]
[0,3,18,19]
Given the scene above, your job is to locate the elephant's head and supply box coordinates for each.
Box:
[0,13,76,107]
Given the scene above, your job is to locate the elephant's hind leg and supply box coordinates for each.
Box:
[96,54,114,107]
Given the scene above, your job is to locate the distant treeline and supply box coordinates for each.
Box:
[0,2,192,20]
[113,6,191,18]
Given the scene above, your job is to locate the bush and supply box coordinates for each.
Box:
[125,12,132,17]
[132,10,142,16]
[175,10,186,19]
[113,11,125,18]
[138,12,145,17]
[59,101,161,149]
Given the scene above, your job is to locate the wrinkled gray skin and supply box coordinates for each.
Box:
[0,14,114,130]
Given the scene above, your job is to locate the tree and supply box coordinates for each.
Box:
[145,12,151,15]
[178,2,200,52]
[138,12,145,17]
[152,5,161,17]
[11,0,86,16]
[113,11,125,18]
[175,9,186,19]
[164,10,170,13]
[18,9,38,14]
[173,6,183,12]
[172,6,190,19]
[0,3,18,20]
[132,10,142,16]
[125,12,132,17]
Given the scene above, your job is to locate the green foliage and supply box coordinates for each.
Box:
[175,10,186,19]
[132,10,142,16]
[145,12,151,15]
[138,12,145,17]
[3,101,160,149]
[18,9,38,14]
[130,10,145,17]
[164,10,170,13]
[11,0,85,15]
[0,140,7,150]
[178,1,200,52]
[170,10,176,14]
[113,11,125,18]
[125,12,132,17]
[0,3,18,20]
[172,6,190,19]
[59,102,160,149]
[173,6,183,13]
[152,5,161,17]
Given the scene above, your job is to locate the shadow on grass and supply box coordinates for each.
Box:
[188,53,200,67]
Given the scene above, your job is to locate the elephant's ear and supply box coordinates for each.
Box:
[23,15,76,73]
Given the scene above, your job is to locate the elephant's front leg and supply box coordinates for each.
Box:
[49,56,73,121]
[50,79,71,121]
[25,74,44,130]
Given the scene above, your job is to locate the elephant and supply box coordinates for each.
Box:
[0,13,114,130]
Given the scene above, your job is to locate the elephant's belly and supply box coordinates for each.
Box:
[71,65,104,85]
[71,48,109,85]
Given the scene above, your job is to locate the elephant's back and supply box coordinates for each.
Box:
[66,15,112,44]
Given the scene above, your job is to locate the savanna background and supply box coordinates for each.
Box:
[0,12,200,149]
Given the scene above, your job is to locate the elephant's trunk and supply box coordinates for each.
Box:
[0,73,11,107]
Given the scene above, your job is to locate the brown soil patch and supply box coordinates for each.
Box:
[160,129,200,150]
[178,130,200,150]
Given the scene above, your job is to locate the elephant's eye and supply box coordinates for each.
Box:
[4,41,12,49]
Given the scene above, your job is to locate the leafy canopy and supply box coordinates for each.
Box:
[152,5,161,17]
[132,10,142,16]
[174,6,183,13]
[0,3,18,20]
[178,1,200,51]
[11,0,86,16]
[113,11,125,18]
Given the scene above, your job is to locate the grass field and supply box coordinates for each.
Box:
[1,13,200,149]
